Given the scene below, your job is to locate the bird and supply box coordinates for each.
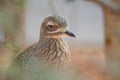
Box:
[6,16,75,80]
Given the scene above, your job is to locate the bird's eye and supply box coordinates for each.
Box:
[48,25,53,28]
[47,25,57,31]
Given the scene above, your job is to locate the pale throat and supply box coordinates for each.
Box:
[39,31,64,42]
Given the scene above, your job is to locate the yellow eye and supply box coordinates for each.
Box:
[47,25,57,31]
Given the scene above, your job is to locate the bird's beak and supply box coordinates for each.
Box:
[65,30,76,37]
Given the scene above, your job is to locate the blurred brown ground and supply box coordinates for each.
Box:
[71,47,107,80]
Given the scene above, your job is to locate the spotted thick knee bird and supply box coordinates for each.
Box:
[6,16,75,80]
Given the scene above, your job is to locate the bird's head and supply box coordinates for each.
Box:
[40,16,75,39]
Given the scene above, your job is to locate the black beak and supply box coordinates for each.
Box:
[65,30,76,37]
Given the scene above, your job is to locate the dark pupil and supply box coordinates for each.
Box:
[49,25,53,27]
[47,25,56,31]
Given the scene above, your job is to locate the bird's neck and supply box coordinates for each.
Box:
[38,37,71,68]
[39,37,68,50]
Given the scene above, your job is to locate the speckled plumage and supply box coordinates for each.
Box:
[6,16,75,80]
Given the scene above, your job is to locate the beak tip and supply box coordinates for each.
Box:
[72,34,76,37]
[65,30,76,37]
[69,33,76,37]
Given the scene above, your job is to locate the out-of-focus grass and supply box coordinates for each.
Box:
[6,42,21,54]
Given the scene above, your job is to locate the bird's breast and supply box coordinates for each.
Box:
[36,38,71,69]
